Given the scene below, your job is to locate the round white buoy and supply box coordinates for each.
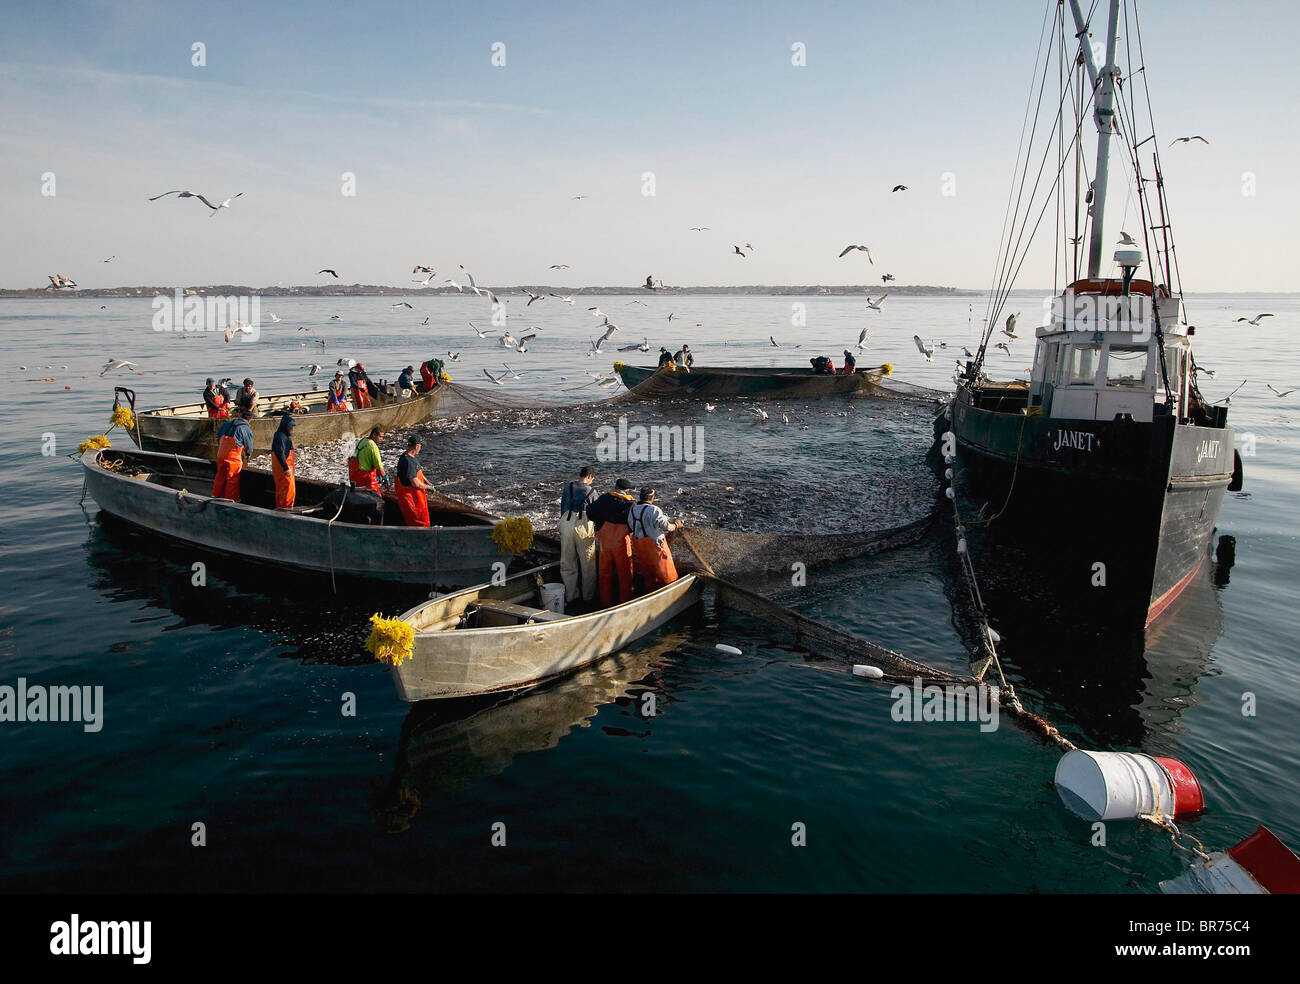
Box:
[715,644,742,656]
[1054,750,1204,821]
[945,487,955,499]
[957,538,968,554]
[944,468,953,480]
[852,664,884,679]
[987,626,1001,643]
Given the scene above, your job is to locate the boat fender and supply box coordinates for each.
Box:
[852,665,884,679]
[1228,448,1244,492]
[957,538,968,555]
[715,644,743,656]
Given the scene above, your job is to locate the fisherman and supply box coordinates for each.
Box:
[348,426,387,491]
[810,355,835,375]
[234,377,259,415]
[203,377,230,419]
[627,487,684,593]
[394,434,436,527]
[657,347,674,368]
[327,371,349,412]
[419,357,443,392]
[558,466,598,606]
[271,413,297,509]
[349,362,374,409]
[674,344,694,372]
[841,349,858,374]
[211,408,253,501]
[397,365,417,396]
[588,477,637,606]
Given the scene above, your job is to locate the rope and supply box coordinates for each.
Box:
[325,485,350,595]
[965,412,1029,528]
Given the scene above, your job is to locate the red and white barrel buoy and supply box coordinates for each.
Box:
[1054,750,1204,821]
[1161,826,1300,894]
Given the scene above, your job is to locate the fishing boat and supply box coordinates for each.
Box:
[946,0,1241,627]
[81,446,513,587]
[113,382,442,459]
[615,363,891,400]
[386,564,704,700]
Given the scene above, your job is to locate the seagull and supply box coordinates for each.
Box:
[266,313,282,323]
[914,336,934,360]
[744,243,755,251]
[102,255,115,263]
[330,314,341,321]
[1170,136,1209,145]
[866,294,888,311]
[446,351,460,361]
[597,322,619,345]
[963,347,975,358]
[522,290,543,306]
[839,245,873,263]
[318,269,339,278]
[1235,314,1274,325]
[892,184,908,192]
[148,190,243,215]
[500,331,517,348]
[224,322,255,343]
[571,195,588,200]
[1267,384,1296,397]
[588,337,606,357]
[619,337,650,352]
[469,322,489,337]
[881,273,895,283]
[667,313,674,322]
[644,275,663,290]
[502,364,526,379]
[705,403,717,412]
[994,342,1012,356]
[482,368,507,385]
[421,317,430,326]
[732,245,748,257]
[588,306,610,322]
[1004,312,1020,338]
[391,302,413,309]
[413,265,435,274]
[769,336,780,347]
[46,274,77,289]
[690,227,711,232]
[412,271,437,286]
[856,327,869,349]
[549,292,577,304]
[459,264,488,297]
[517,333,537,352]
[1117,231,1138,245]
[100,358,136,374]
[781,412,790,424]
[548,264,570,270]
[749,407,769,421]
[304,364,321,375]
[443,279,463,292]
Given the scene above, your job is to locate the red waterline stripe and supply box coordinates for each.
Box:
[1146,555,1205,628]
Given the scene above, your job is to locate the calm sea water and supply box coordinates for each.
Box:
[0,291,1296,892]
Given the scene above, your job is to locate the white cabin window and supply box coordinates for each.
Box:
[1105,345,1149,387]
[1065,344,1101,385]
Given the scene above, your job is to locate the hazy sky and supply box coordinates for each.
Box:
[2,0,1295,291]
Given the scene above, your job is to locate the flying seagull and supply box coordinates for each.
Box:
[46,274,77,289]
[732,245,748,257]
[482,368,506,385]
[644,275,663,290]
[523,290,543,306]
[1266,383,1295,397]
[148,190,243,215]
[517,333,537,352]
[548,264,570,270]
[856,326,869,349]
[100,358,136,374]
[571,195,588,200]
[690,227,711,231]
[413,265,435,274]
[102,255,115,263]
[1004,312,1020,338]
[866,294,887,311]
[318,269,339,278]
[769,336,780,347]
[468,322,489,337]
[1235,314,1274,325]
[500,331,517,348]
[892,184,908,192]
[914,336,934,360]
[838,245,873,263]
[1117,231,1138,245]
[224,322,255,343]
[1170,136,1209,146]
[443,279,463,292]
[994,341,1012,356]
[549,292,576,304]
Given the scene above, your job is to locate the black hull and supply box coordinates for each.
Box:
[949,384,1232,627]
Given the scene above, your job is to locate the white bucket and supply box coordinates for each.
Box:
[1054,750,1175,821]
[540,583,565,615]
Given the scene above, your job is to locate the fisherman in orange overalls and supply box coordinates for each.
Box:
[349,362,373,409]
[270,413,297,509]
[627,487,684,594]
[589,478,637,606]
[211,408,253,501]
[203,378,230,419]
[347,426,387,491]
[327,371,349,412]
[394,435,435,527]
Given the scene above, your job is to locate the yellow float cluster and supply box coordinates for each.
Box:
[366,614,415,666]
[110,405,136,430]
[78,435,111,454]
[492,515,535,554]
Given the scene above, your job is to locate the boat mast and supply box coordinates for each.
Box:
[1070,0,1123,279]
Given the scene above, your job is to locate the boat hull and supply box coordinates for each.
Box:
[391,572,704,700]
[124,385,442,459]
[616,364,886,400]
[82,448,504,587]
[949,384,1232,626]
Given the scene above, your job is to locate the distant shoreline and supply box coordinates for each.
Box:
[0,283,976,299]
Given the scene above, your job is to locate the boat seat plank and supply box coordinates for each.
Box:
[471,599,566,623]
